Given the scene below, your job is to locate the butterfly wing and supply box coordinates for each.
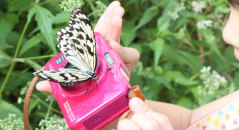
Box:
[33,68,90,83]
[33,8,97,83]
[57,8,97,73]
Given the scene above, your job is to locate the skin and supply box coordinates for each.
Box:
[223,3,239,60]
[36,1,239,129]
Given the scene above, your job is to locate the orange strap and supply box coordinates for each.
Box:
[119,85,145,120]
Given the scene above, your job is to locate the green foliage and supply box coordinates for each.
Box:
[36,116,70,130]
[0,114,24,130]
[0,0,237,128]
[0,100,22,119]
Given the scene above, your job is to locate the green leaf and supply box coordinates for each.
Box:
[35,6,56,53]
[177,97,193,109]
[0,50,11,68]
[154,75,174,91]
[202,29,224,61]
[27,7,36,23]
[142,85,161,100]
[52,12,71,24]
[175,77,199,86]
[171,26,194,48]
[24,59,42,71]
[157,13,171,33]
[177,50,203,72]
[121,20,136,46]
[0,14,19,49]
[19,35,42,56]
[3,72,32,91]
[0,100,22,119]
[8,0,34,12]
[134,6,158,31]
[163,71,183,82]
[29,99,39,113]
[149,38,165,68]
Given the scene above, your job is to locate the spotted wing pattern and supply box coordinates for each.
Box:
[57,8,96,71]
[33,8,97,83]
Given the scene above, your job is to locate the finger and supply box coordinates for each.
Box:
[109,41,140,71]
[131,114,161,130]
[129,98,174,130]
[146,111,174,130]
[94,1,121,34]
[129,97,150,114]
[117,119,140,130]
[107,6,125,43]
[36,81,54,97]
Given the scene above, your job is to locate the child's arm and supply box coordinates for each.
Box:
[145,100,192,129]
[190,90,239,123]
[144,90,239,129]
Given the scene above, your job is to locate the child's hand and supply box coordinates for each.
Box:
[36,1,139,96]
[118,98,174,130]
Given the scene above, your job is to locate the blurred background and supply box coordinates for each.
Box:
[0,0,238,129]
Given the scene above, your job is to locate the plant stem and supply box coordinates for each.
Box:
[20,54,55,60]
[32,94,62,115]
[0,49,12,59]
[0,22,30,96]
[14,22,30,58]
[45,98,53,119]
[0,63,15,95]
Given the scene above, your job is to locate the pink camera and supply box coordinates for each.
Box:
[43,32,132,129]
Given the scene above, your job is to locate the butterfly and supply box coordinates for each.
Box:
[33,8,97,83]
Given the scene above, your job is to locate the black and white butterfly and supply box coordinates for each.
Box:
[33,8,97,83]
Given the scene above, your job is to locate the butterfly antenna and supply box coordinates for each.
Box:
[96,68,112,76]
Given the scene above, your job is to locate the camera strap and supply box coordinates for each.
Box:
[23,67,44,130]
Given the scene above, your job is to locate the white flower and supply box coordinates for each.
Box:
[59,0,84,12]
[168,3,186,20]
[191,1,206,13]
[198,66,228,96]
[200,66,211,73]
[197,20,213,29]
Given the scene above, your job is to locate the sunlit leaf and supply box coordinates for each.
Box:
[52,12,71,24]
[35,6,56,53]
[149,38,165,68]
[134,6,158,31]
[27,7,36,23]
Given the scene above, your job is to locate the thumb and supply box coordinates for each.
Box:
[129,97,150,114]
[129,98,174,130]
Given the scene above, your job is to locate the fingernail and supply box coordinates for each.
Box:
[129,97,144,112]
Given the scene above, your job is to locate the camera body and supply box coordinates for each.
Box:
[44,32,131,130]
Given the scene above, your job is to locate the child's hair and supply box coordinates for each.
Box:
[228,0,239,6]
